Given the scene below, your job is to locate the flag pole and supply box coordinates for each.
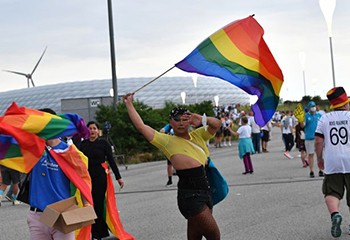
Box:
[132,66,175,94]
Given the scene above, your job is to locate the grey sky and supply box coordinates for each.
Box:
[1,0,349,101]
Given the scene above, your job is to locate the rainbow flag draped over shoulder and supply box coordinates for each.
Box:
[175,15,284,126]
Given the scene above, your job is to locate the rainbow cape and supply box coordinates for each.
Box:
[175,15,284,126]
[0,102,93,240]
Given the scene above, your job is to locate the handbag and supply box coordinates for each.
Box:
[206,157,229,205]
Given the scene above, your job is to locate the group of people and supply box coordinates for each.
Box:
[280,101,325,178]
[2,85,350,239]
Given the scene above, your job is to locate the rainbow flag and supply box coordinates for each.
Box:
[175,15,284,126]
[0,102,89,140]
[101,163,135,240]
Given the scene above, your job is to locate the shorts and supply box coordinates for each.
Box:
[0,166,20,185]
[223,129,231,137]
[322,173,350,206]
[305,140,315,154]
[176,166,212,219]
[261,130,269,142]
[177,189,212,219]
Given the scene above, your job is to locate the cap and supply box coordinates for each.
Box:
[307,101,316,108]
[327,87,350,109]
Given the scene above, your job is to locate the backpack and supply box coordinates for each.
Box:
[283,116,290,129]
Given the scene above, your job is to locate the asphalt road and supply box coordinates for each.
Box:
[1,126,349,239]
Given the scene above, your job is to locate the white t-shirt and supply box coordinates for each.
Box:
[249,116,261,133]
[315,111,350,174]
[237,125,252,138]
[281,116,293,134]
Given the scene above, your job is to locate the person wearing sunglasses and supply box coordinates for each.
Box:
[124,93,222,240]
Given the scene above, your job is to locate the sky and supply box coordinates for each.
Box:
[1,0,349,101]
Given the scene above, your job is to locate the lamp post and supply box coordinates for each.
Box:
[319,0,336,87]
[299,52,307,96]
[181,92,186,104]
[107,0,118,109]
[192,74,198,103]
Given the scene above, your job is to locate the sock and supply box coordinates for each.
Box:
[168,176,172,182]
[12,194,17,200]
[331,212,339,219]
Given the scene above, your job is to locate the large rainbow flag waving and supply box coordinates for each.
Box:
[175,15,283,126]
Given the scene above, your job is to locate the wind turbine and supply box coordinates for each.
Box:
[3,47,47,88]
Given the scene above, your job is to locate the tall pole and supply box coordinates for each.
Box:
[107,0,118,109]
[302,70,306,96]
[329,36,336,87]
[319,0,336,87]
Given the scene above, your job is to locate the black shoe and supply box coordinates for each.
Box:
[166,180,173,187]
[310,171,315,178]
[319,171,324,177]
[249,171,254,174]
[242,172,249,175]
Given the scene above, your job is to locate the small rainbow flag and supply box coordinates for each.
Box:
[175,15,283,126]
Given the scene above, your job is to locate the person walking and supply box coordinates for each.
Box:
[248,111,261,153]
[301,101,323,178]
[0,166,21,206]
[160,123,176,186]
[228,116,255,174]
[261,121,272,153]
[80,121,125,240]
[281,111,294,159]
[124,93,221,240]
[315,86,350,238]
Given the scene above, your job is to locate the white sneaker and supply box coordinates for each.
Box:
[228,142,232,146]
[12,200,22,205]
[223,143,227,147]
[284,152,293,159]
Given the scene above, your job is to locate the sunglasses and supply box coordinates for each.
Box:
[171,114,182,122]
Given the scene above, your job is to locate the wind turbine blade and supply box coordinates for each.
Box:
[30,78,35,87]
[31,46,47,75]
[3,69,28,77]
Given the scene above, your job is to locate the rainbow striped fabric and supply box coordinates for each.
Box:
[175,15,284,126]
[0,102,89,172]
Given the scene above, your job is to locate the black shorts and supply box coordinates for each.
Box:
[261,130,269,142]
[322,173,350,206]
[223,129,231,137]
[1,166,20,185]
[177,189,212,219]
[176,166,212,219]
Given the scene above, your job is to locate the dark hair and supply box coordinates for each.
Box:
[169,107,188,119]
[241,116,248,124]
[39,108,56,115]
[87,121,100,129]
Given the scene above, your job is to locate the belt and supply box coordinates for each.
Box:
[30,207,43,213]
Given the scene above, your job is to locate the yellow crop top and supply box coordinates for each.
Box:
[150,126,214,165]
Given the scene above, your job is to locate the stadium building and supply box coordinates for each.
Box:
[0,76,250,121]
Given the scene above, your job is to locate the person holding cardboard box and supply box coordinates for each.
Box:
[25,108,93,240]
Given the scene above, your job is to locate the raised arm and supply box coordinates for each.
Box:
[124,93,155,142]
[188,113,221,135]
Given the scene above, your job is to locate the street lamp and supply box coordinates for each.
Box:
[214,95,219,107]
[192,74,198,103]
[107,0,118,108]
[180,92,186,104]
[299,52,307,96]
[319,0,336,87]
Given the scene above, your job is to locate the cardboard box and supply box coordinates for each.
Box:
[39,196,97,234]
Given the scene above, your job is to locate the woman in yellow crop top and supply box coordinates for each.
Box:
[124,93,222,240]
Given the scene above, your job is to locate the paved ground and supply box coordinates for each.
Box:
[1,126,349,239]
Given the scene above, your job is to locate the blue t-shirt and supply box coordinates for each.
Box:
[29,141,70,211]
[304,112,321,140]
